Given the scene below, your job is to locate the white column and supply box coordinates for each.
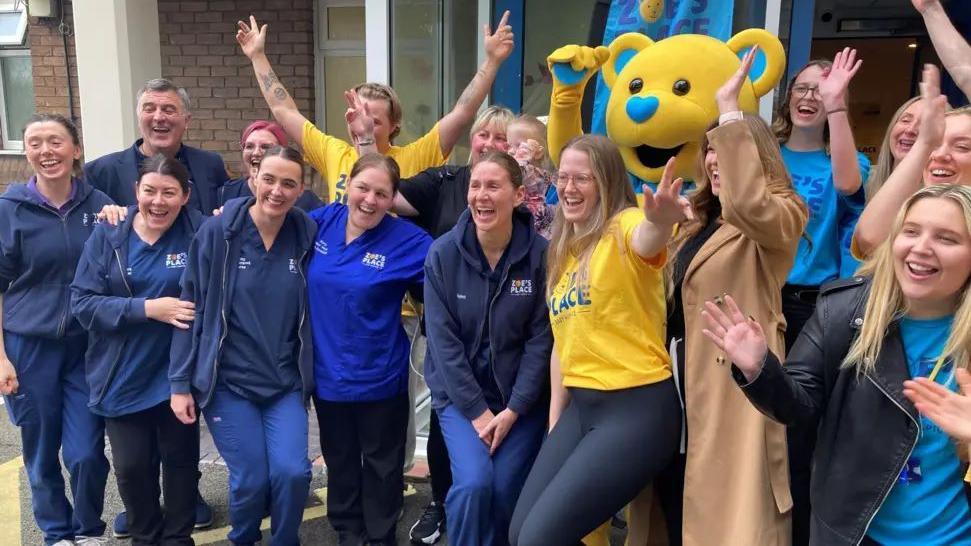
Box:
[73,0,161,161]
[364,0,389,83]
[761,0,783,121]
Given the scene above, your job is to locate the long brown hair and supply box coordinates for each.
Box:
[772,60,834,149]
[546,135,637,296]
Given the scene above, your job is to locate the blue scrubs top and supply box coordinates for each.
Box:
[93,220,189,417]
[308,203,432,402]
[219,213,303,402]
[868,315,971,545]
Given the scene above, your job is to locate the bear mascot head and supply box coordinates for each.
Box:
[546,29,786,189]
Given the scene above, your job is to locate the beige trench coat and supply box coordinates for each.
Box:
[628,120,808,546]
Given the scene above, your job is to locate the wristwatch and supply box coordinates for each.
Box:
[718,111,744,125]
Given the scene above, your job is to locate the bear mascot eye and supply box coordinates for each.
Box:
[629,78,644,94]
[672,79,691,96]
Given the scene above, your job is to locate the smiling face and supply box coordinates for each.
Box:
[253,155,303,219]
[893,197,971,317]
[468,160,524,235]
[136,173,189,231]
[924,114,971,186]
[346,166,395,233]
[704,142,720,196]
[788,65,826,130]
[890,99,923,164]
[556,148,600,225]
[470,122,510,165]
[24,121,81,185]
[138,90,190,156]
[242,129,281,180]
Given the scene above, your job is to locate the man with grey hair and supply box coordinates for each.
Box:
[84,78,229,215]
[82,78,220,539]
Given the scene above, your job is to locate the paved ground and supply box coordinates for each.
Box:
[0,402,436,545]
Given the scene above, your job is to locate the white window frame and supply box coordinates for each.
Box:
[0,48,31,151]
[315,0,367,132]
[0,1,26,46]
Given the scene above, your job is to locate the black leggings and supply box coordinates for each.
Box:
[509,380,680,546]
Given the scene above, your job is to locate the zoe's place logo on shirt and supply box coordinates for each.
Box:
[362,252,386,270]
[288,258,298,274]
[548,272,591,317]
[165,252,187,269]
[510,279,533,296]
[237,256,252,270]
[315,240,328,255]
[81,213,103,227]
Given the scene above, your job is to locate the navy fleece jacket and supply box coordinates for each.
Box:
[423,207,552,420]
[0,179,114,338]
[168,197,317,408]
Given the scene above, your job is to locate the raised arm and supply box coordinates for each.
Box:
[712,46,807,251]
[819,47,865,195]
[853,65,946,258]
[631,157,692,259]
[435,10,515,157]
[237,15,309,147]
[913,0,971,99]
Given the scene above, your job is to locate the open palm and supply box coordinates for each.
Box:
[904,368,971,443]
[701,295,768,379]
[235,15,267,59]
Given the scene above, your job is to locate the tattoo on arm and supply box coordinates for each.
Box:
[456,67,488,107]
[259,70,279,91]
[273,87,288,101]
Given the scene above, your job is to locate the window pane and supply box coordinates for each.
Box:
[327,6,365,41]
[521,0,595,117]
[441,0,477,161]
[323,55,365,142]
[391,0,441,145]
[2,55,33,142]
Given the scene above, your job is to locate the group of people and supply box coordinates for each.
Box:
[5,1,971,546]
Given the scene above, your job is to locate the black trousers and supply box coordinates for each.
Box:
[426,408,453,505]
[782,284,821,546]
[509,381,680,546]
[104,402,199,546]
[315,392,409,544]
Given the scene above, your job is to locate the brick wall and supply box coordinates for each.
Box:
[0,0,81,191]
[157,0,316,180]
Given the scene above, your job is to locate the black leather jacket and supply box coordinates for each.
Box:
[736,276,971,546]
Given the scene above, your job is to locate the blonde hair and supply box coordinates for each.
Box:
[353,82,403,141]
[467,106,514,164]
[546,135,637,296]
[846,184,971,377]
[508,114,552,169]
[867,97,922,201]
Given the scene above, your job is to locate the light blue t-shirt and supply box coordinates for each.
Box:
[868,315,971,545]
[782,147,870,286]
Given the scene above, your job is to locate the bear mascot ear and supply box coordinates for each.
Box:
[602,32,655,88]
[725,29,787,98]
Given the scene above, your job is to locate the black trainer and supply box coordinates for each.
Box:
[409,501,445,544]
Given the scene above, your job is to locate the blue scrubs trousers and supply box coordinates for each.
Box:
[438,404,545,546]
[3,331,109,545]
[204,385,311,546]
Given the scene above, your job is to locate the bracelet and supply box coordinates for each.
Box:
[826,107,847,115]
[356,138,375,146]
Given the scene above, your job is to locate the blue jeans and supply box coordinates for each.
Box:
[204,386,311,546]
[3,332,109,545]
[438,404,545,546]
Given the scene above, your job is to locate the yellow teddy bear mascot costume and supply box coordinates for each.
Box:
[546,29,786,192]
[546,21,792,546]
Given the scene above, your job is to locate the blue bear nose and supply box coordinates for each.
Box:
[626,95,659,123]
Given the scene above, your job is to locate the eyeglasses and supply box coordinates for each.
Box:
[555,172,596,188]
[791,83,821,99]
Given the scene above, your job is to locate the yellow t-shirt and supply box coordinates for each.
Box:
[549,208,671,390]
[301,121,447,204]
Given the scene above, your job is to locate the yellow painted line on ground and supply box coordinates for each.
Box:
[0,456,24,546]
